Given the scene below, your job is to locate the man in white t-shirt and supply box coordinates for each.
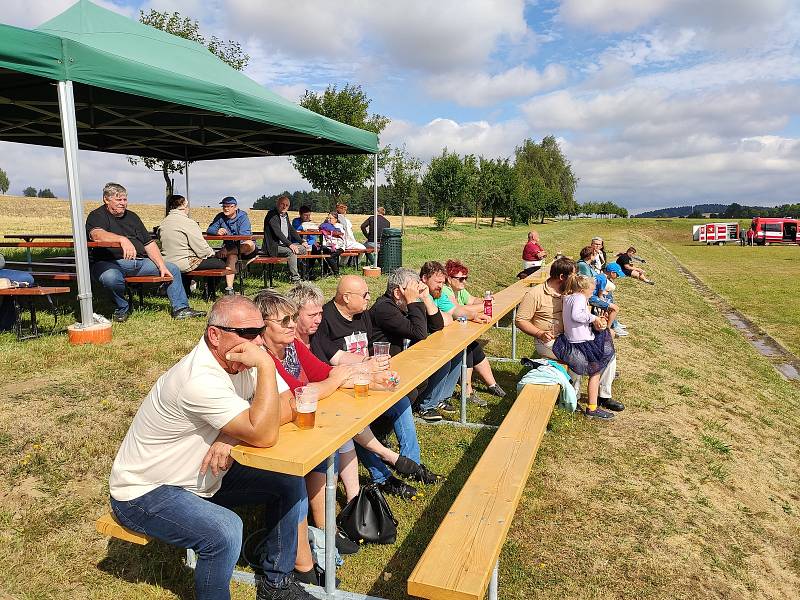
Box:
[108,295,316,600]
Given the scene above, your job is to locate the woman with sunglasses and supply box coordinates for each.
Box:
[442,259,507,405]
[253,290,430,565]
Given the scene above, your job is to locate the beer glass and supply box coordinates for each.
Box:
[353,364,371,400]
[294,386,318,430]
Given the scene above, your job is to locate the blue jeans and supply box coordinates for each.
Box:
[110,463,306,600]
[417,356,462,412]
[355,395,421,484]
[91,258,188,313]
[0,269,35,331]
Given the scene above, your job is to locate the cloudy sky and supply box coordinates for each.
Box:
[2,0,799,212]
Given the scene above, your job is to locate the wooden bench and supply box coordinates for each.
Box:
[184,268,232,300]
[0,285,72,340]
[247,255,288,287]
[95,512,152,545]
[124,275,174,309]
[408,383,558,600]
[31,271,78,282]
[3,260,76,270]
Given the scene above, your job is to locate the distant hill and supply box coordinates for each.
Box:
[634,204,728,218]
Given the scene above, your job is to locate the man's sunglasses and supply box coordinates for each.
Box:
[266,313,299,328]
[345,290,370,299]
[453,276,468,282]
[212,324,266,340]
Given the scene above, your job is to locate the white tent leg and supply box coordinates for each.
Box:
[57,80,94,327]
[185,160,190,204]
[373,153,378,268]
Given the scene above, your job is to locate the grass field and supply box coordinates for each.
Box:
[1,201,799,600]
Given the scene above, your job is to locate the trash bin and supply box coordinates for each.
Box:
[378,227,402,273]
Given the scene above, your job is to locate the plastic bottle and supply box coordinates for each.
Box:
[483,290,493,317]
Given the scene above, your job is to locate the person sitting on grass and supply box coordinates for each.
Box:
[108,295,316,600]
[207,196,259,295]
[87,182,205,322]
[0,253,35,331]
[159,194,229,296]
[309,275,428,498]
[576,246,597,277]
[590,270,627,337]
[254,289,430,567]
[517,230,548,279]
[442,259,506,405]
[552,274,618,419]
[616,246,655,285]
[590,237,606,272]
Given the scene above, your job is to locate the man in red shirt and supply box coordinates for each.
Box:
[517,230,548,278]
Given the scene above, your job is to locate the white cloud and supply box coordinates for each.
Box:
[423,64,567,107]
[383,118,530,162]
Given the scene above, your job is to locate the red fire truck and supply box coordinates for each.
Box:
[749,217,800,245]
[692,222,740,244]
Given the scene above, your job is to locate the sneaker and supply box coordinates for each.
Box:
[257,576,317,600]
[584,406,615,419]
[419,409,442,423]
[171,307,207,320]
[112,309,130,323]
[292,564,340,588]
[487,384,506,398]
[645,279,655,285]
[599,397,625,412]
[468,392,488,407]
[613,327,629,337]
[224,287,236,296]
[437,400,456,412]
[391,456,441,484]
[377,475,418,499]
[335,529,360,555]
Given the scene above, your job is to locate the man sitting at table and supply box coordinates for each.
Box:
[310,275,430,497]
[514,257,624,413]
[414,261,490,421]
[207,196,259,295]
[159,194,229,296]
[86,182,205,322]
[264,196,309,283]
[108,295,316,600]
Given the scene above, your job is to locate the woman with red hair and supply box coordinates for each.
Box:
[439,259,506,406]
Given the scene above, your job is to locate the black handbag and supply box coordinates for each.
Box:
[336,483,398,545]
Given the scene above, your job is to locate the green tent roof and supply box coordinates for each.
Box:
[0,0,378,160]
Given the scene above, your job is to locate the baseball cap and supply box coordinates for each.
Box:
[220,196,238,206]
[604,263,624,277]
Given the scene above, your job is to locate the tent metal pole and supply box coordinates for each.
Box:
[57,80,94,328]
[185,160,190,204]
[373,153,378,268]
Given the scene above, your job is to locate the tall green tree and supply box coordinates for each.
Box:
[22,186,36,197]
[513,136,575,222]
[129,10,250,210]
[292,84,389,205]
[385,147,421,232]
[37,188,56,198]
[477,157,516,227]
[422,149,469,230]
[0,168,9,194]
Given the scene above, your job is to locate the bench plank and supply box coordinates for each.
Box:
[0,286,71,296]
[95,512,152,545]
[407,384,558,600]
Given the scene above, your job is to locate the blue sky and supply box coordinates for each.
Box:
[2,0,799,212]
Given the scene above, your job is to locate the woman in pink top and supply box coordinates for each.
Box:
[553,274,617,419]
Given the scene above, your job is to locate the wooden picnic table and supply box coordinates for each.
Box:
[230,277,535,597]
[0,241,119,248]
[3,233,74,241]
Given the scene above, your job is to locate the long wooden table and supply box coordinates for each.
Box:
[230,272,544,598]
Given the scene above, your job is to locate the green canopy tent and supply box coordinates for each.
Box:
[0,0,380,328]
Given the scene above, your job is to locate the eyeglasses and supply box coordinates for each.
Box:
[345,290,370,299]
[453,276,468,282]
[211,324,266,340]
[266,313,299,328]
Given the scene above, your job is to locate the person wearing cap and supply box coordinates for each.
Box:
[264,196,309,283]
[207,196,258,294]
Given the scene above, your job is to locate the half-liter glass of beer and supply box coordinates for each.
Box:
[353,364,371,400]
[294,386,318,430]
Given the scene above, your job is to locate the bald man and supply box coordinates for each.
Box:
[310,275,426,499]
[108,295,316,600]
[518,230,548,279]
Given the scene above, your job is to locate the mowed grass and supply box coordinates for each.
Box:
[1,203,799,599]
[617,218,800,357]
